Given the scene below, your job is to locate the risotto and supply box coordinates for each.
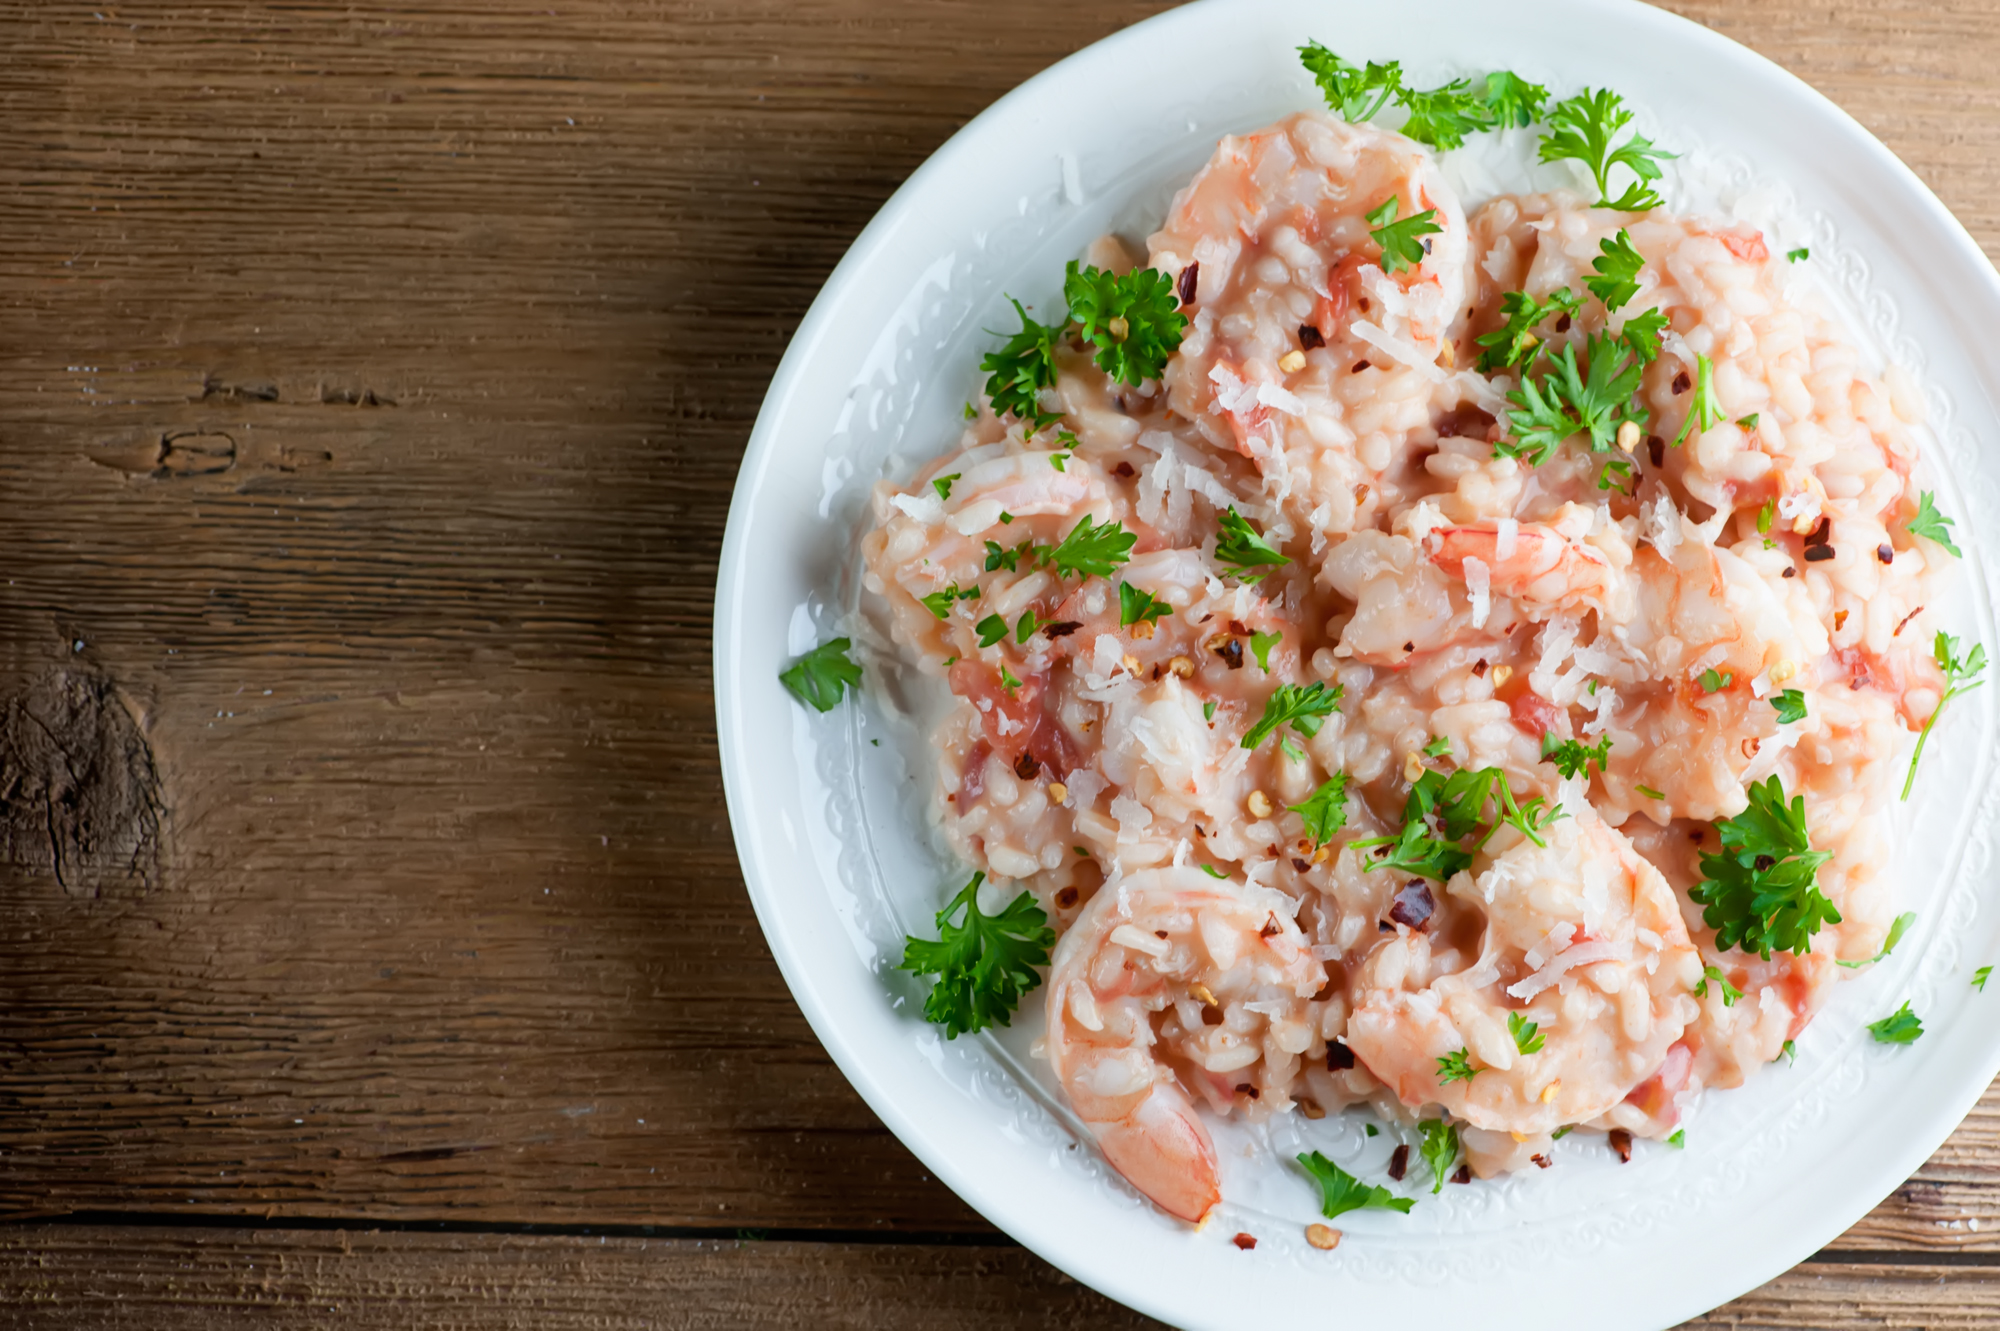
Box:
[826,49,1975,1228]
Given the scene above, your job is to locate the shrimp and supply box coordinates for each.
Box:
[1430,521,1618,617]
[1046,867,1326,1222]
[1342,810,1702,1142]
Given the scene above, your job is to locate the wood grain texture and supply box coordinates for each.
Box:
[0,0,1997,1325]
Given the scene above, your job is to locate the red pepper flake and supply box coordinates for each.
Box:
[1782,566,1797,578]
[1041,620,1083,638]
[1260,913,1281,938]
[1327,1042,1355,1071]
[1178,261,1200,306]
[1451,1164,1472,1185]
[1608,1129,1633,1163]
[1894,605,1925,636]
[1055,886,1079,910]
[1472,658,1488,677]
[1389,880,1436,931]
[1351,359,1372,373]
[1672,370,1691,395]
[1292,857,1312,873]
[1555,313,1572,333]
[1014,753,1041,779]
[1804,515,1832,547]
[1877,543,1894,564]
[1232,1232,1257,1250]
[1531,1154,1552,1169]
[1804,546,1836,562]
[1112,461,1136,479]
[1647,434,1665,469]
[1299,323,1326,350]
[1388,1145,1410,1181]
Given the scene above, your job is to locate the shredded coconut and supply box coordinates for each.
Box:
[1464,555,1492,629]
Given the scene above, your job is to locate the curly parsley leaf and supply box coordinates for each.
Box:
[1063,262,1188,386]
[1694,963,1741,1006]
[1839,911,1916,970]
[1436,1048,1480,1084]
[1508,1011,1545,1055]
[1699,667,1733,695]
[1014,610,1040,644]
[1586,229,1647,311]
[1419,1119,1460,1195]
[1214,506,1292,581]
[1904,630,1987,799]
[1049,514,1135,580]
[1366,196,1443,275]
[979,298,1064,428]
[1542,731,1612,780]
[1690,775,1838,959]
[779,638,863,713]
[975,614,1008,648]
[932,473,960,501]
[1479,70,1550,127]
[1620,307,1669,364]
[918,583,981,620]
[1867,1001,1924,1046]
[1499,333,1643,466]
[1352,818,1474,882]
[1908,490,1962,558]
[1672,352,1725,447]
[1395,78,1494,151]
[1771,688,1808,724]
[1475,288,1581,373]
[1118,581,1171,628]
[1289,774,1350,849]
[1538,87,1673,211]
[1242,681,1343,751]
[1423,735,1452,759]
[1295,1150,1414,1220]
[1297,43,1403,123]
[1250,630,1282,672]
[898,872,1056,1039]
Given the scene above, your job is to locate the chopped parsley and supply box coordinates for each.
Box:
[1867,1001,1924,1046]
[1479,69,1550,127]
[1908,490,1961,558]
[1015,610,1039,644]
[1352,765,1559,880]
[1787,247,1810,262]
[1699,667,1733,694]
[1737,413,1760,429]
[1475,287,1581,373]
[1353,817,1473,882]
[1297,43,1403,122]
[1668,1129,1685,1149]
[1636,784,1665,800]
[1199,863,1229,880]
[975,614,1008,648]
[1538,87,1674,211]
[1423,735,1452,758]
[1289,774,1350,849]
[1250,630,1283,672]
[932,473,960,500]
[1294,1150,1414,1220]
[1063,261,1189,386]
[1281,736,1306,764]
[1542,731,1612,780]
[1838,911,1916,969]
[1508,1011,1544,1055]
[1757,501,1776,535]
[998,663,1021,692]
[1497,332,1644,466]
[1419,1118,1460,1194]
[1242,681,1343,751]
[1365,195,1443,275]
[1694,963,1742,1006]
[1777,1039,1796,1064]
[1049,452,1069,472]
[1436,1048,1480,1084]
[779,638,863,712]
[1395,78,1494,151]
[1770,688,1808,724]
[1586,229,1647,311]
[1203,701,1218,722]
[979,298,1064,428]
[1689,775,1837,960]
[1118,581,1172,628]
[1672,352,1725,447]
[1902,630,1986,799]
[1049,514,1136,580]
[1214,506,1292,581]
[899,872,1056,1038]
[918,583,981,619]
[1976,966,1993,992]
[1620,307,1668,364]
[962,401,976,420]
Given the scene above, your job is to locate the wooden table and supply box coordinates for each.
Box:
[1,1,1996,1325]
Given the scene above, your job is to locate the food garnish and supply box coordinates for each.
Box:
[899,872,1056,1038]
[919,583,981,619]
[1908,490,1961,558]
[1541,732,1612,780]
[1694,964,1741,1006]
[1436,1048,1480,1084]
[779,638,863,712]
[1689,776,1837,959]
[1064,261,1190,385]
[1770,689,1808,724]
[1297,43,1403,123]
[1837,911,1915,969]
[1242,682,1343,751]
[1538,87,1673,211]
[1671,352,1725,447]
[1586,229,1647,311]
[1866,1001,1924,1046]
[1295,1150,1414,1219]
[1289,774,1350,848]
[1508,1011,1544,1055]
[1049,514,1136,579]
[1475,288,1581,373]
[1365,195,1443,274]
[1902,631,1986,799]
[1214,506,1292,581]
[1250,630,1283,671]
[980,298,1064,428]
[1498,332,1643,466]
[1118,582,1173,628]
[1418,1118,1460,1194]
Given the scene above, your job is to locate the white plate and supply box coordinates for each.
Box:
[714,2,2000,1326]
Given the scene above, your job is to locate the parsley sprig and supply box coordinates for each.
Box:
[1295,1150,1414,1219]
[1867,1001,1924,1046]
[1837,911,1916,970]
[1508,1011,1544,1055]
[1436,1048,1480,1084]
[1908,490,1961,558]
[1586,229,1647,311]
[1117,582,1171,628]
[1351,764,1561,881]
[978,265,1188,428]
[1289,775,1350,849]
[779,638,863,712]
[1902,631,1987,799]
[1688,776,1837,960]
[1214,507,1291,581]
[1366,196,1443,275]
[1672,352,1725,447]
[1418,1119,1460,1194]
[1049,514,1136,580]
[1242,682,1343,751]
[1296,44,1547,149]
[1770,689,1808,724]
[1538,87,1674,211]
[1297,43,1403,122]
[1497,332,1643,467]
[898,872,1056,1039]
[1475,288,1580,373]
[1542,732,1612,780]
